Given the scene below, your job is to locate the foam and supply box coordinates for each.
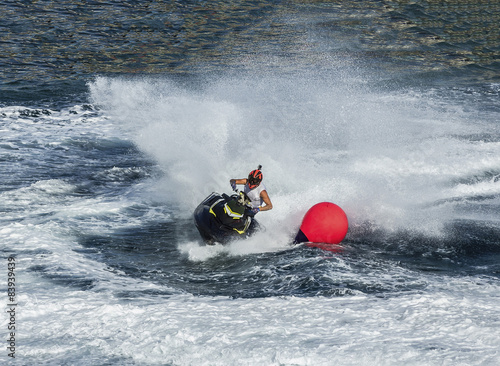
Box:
[88,75,500,240]
[3,75,500,366]
[19,277,500,365]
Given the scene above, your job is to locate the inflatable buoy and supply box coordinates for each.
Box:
[294,202,348,244]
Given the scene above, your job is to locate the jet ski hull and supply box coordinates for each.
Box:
[194,192,260,245]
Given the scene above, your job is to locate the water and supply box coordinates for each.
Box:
[2,1,500,365]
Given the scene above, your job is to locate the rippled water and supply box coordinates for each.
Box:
[2,0,499,94]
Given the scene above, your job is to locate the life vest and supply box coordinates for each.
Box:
[244,183,266,208]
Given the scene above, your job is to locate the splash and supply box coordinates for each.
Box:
[88,74,500,243]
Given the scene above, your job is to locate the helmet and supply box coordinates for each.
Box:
[247,167,263,189]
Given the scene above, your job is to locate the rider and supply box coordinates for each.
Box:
[229,165,273,215]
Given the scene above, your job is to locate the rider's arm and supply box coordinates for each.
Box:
[258,190,273,211]
[230,178,247,185]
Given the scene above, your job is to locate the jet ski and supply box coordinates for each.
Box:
[194,191,261,245]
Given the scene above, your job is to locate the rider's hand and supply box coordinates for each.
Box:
[251,207,260,214]
[230,180,236,191]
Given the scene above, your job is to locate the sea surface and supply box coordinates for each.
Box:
[1,1,500,365]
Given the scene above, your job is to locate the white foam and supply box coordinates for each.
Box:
[3,75,500,365]
[451,179,500,198]
[88,76,500,238]
[177,240,228,261]
[177,228,292,262]
[18,277,500,365]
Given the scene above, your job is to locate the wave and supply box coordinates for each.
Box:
[88,73,500,250]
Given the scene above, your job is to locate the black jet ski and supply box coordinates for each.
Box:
[194,191,261,245]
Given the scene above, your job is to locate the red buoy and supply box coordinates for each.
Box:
[294,202,348,244]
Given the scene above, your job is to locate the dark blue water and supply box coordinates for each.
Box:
[2,1,500,365]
